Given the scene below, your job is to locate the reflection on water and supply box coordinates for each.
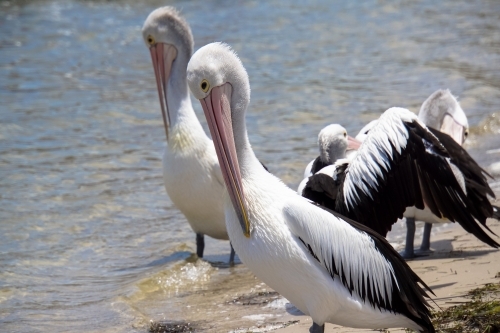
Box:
[1,0,500,332]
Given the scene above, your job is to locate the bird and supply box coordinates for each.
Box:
[186,42,435,333]
[352,90,498,258]
[142,7,235,263]
[404,89,470,258]
[297,124,360,195]
[302,124,361,179]
[300,90,499,258]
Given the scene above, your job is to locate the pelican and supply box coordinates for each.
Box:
[404,89,470,257]
[187,42,435,333]
[300,90,499,258]
[353,90,498,258]
[302,124,361,178]
[142,7,235,263]
[297,124,360,195]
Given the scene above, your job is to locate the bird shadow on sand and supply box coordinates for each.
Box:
[428,281,457,291]
[409,238,498,261]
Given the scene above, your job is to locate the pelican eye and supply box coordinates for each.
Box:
[344,132,347,137]
[200,79,210,93]
[464,129,469,138]
[147,35,155,46]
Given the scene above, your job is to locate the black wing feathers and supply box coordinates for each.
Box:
[305,202,435,332]
[427,127,495,225]
[302,163,347,212]
[310,156,330,175]
[493,205,500,220]
[302,120,499,248]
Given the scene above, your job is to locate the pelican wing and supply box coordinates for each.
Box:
[309,156,329,176]
[301,164,345,209]
[493,205,500,220]
[283,198,433,327]
[427,127,496,229]
[305,107,498,247]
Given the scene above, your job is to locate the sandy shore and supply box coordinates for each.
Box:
[263,206,500,333]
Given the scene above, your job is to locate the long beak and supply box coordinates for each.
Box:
[199,83,251,237]
[440,114,465,145]
[149,43,177,141]
[347,135,362,151]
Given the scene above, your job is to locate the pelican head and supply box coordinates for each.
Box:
[418,89,469,144]
[318,124,361,163]
[142,7,194,140]
[187,42,251,237]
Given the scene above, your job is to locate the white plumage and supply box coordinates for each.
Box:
[142,7,233,261]
[187,42,434,333]
[343,108,424,210]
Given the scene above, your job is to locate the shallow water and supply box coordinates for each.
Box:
[1,0,500,332]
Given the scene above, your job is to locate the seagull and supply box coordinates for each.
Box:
[300,91,499,258]
[142,7,235,263]
[186,42,435,333]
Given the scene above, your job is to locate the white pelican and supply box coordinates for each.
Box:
[142,7,234,263]
[187,42,434,333]
[300,90,499,258]
[302,124,361,178]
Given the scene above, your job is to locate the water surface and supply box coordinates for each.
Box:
[1,0,500,332]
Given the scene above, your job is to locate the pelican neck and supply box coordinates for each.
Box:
[166,55,206,141]
[231,107,262,180]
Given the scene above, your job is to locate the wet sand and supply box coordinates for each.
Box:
[234,200,500,333]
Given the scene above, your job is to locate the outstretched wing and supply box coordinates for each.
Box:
[337,108,498,247]
[283,198,433,329]
[427,127,496,229]
[302,107,498,247]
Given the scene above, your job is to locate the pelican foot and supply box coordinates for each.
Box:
[229,243,236,266]
[309,323,324,333]
[399,249,429,260]
[399,249,416,259]
[415,247,434,256]
[196,233,205,259]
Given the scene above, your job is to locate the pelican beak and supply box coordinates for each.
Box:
[441,114,465,145]
[347,135,362,151]
[199,83,251,237]
[149,43,178,141]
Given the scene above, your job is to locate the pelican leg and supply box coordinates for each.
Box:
[418,223,432,252]
[400,217,416,259]
[309,323,324,333]
[196,233,205,258]
[229,242,236,266]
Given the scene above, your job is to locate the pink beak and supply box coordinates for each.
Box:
[199,83,250,237]
[149,43,177,140]
[440,114,466,145]
[347,135,362,151]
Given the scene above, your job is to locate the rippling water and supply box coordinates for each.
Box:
[1,0,500,332]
